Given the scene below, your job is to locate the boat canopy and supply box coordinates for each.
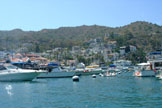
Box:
[86,65,99,68]
[11,61,36,65]
[137,63,150,66]
[109,64,116,67]
[150,52,161,55]
[48,62,59,66]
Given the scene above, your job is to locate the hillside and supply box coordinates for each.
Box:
[0,21,162,52]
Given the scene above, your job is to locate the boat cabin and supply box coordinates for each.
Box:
[137,63,151,71]
[138,59,162,71]
[0,64,18,70]
[149,60,162,70]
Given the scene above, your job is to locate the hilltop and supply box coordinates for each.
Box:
[0,21,162,52]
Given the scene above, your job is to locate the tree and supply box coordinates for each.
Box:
[123,30,134,41]
[126,49,146,64]
[77,56,86,64]
[35,44,40,53]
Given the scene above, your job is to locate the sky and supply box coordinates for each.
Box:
[0,0,162,31]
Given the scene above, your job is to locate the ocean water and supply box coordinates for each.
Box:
[0,74,162,108]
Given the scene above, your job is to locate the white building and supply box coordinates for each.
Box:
[0,51,7,59]
[114,60,132,66]
[72,46,81,53]
[130,45,136,52]
[120,46,126,55]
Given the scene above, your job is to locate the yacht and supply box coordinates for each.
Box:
[104,71,117,77]
[0,64,43,81]
[134,59,162,77]
[113,60,132,71]
[75,67,106,76]
[37,67,76,78]
[152,60,162,79]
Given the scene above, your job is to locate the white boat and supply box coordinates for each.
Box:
[104,72,117,77]
[75,67,106,76]
[134,59,162,77]
[157,71,162,79]
[113,60,132,71]
[133,63,154,77]
[153,60,162,79]
[37,67,76,78]
[0,64,43,81]
[104,68,117,77]
[99,73,104,77]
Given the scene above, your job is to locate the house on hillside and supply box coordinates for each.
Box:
[88,38,102,44]
[120,46,126,55]
[30,57,49,65]
[107,53,119,61]
[113,60,132,67]
[105,41,117,50]
[13,53,23,59]
[10,58,22,63]
[72,46,81,53]
[129,45,136,52]
[52,47,62,52]
[94,38,102,43]
[0,51,8,59]
[24,53,40,58]
[147,51,162,60]
[66,60,77,66]
[103,49,112,62]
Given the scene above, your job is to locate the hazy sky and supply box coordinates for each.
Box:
[0,0,162,31]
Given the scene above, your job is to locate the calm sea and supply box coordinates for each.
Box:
[0,73,162,108]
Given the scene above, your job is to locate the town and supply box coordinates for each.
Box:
[0,36,161,68]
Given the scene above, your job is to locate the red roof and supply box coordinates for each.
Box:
[24,54,39,58]
[11,58,22,62]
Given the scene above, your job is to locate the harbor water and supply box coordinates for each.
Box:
[1,73,162,108]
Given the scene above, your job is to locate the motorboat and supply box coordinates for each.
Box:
[99,73,104,77]
[153,60,162,79]
[133,63,154,77]
[37,67,76,78]
[155,70,162,79]
[104,71,117,77]
[75,67,106,76]
[104,67,118,77]
[134,59,162,77]
[0,64,43,81]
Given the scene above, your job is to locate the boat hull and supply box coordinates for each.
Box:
[134,70,155,77]
[75,70,106,76]
[155,70,162,79]
[37,71,76,78]
[0,72,40,81]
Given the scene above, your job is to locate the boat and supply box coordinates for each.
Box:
[0,64,43,81]
[75,67,106,76]
[134,59,162,77]
[73,63,106,76]
[104,72,117,77]
[104,69,117,77]
[133,63,154,77]
[155,70,162,79]
[152,60,162,79]
[99,73,104,77]
[113,60,132,72]
[37,67,76,78]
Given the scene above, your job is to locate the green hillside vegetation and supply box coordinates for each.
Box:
[0,21,162,53]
